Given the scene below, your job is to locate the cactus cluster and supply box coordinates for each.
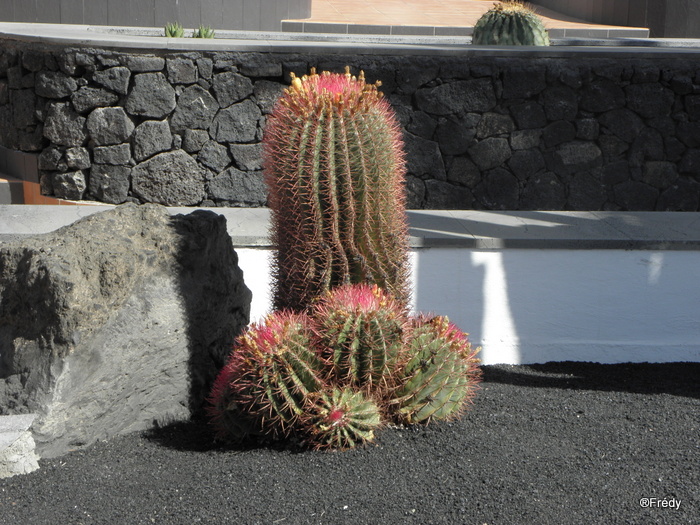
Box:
[209,68,481,451]
[208,284,481,450]
[472,1,550,46]
[263,67,411,312]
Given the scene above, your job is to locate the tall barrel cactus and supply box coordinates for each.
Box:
[263,67,411,311]
[472,1,550,46]
[207,311,326,442]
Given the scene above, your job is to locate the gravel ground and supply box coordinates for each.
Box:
[1,362,698,525]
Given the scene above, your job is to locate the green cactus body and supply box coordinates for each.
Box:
[391,316,482,424]
[312,284,406,393]
[208,312,326,441]
[303,387,382,450]
[193,25,215,38]
[164,22,185,38]
[263,67,411,311]
[472,1,550,46]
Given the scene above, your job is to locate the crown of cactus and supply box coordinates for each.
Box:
[301,386,383,450]
[207,311,326,442]
[472,1,550,46]
[389,315,482,424]
[312,284,406,393]
[263,67,411,312]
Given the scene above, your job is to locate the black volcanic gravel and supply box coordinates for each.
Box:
[1,362,698,525]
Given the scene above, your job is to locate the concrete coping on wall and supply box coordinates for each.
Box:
[1,205,699,251]
[1,22,700,58]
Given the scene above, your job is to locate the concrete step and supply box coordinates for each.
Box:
[0,414,40,478]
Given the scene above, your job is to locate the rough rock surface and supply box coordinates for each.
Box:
[0,414,39,478]
[4,47,700,210]
[0,204,252,458]
[131,150,207,206]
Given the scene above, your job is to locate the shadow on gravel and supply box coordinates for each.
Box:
[482,362,700,399]
[144,418,308,454]
[144,419,222,452]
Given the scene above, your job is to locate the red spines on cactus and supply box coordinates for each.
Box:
[312,284,407,394]
[207,311,327,442]
[390,315,482,424]
[263,67,411,312]
[301,386,383,450]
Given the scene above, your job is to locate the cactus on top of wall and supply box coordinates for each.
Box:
[262,67,411,312]
[164,22,185,38]
[472,1,550,46]
[193,25,216,38]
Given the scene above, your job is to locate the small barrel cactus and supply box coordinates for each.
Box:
[263,67,411,312]
[472,1,550,46]
[312,284,406,393]
[390,315,482,424]
[302,386,383,450]
[208,311,326,442]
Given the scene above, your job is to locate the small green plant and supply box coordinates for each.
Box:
[263,67,411,312]
[208,284,481,450]
[193,25,216,38]
[164,22,185,38]
[472,1,550,46]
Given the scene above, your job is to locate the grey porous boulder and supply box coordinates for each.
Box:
[0,204,252,458]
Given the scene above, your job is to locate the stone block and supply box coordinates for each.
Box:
[0,204,252,458]
[126,72,176,118]
[52,170,86,200]
[132,150,206,205]
[43,102,87,147]
[93,144,132,165]
[209,167,267,206]
[170,85,219,133]
[212,71,254,108]
[35,71,78,99]
[89,164,131,203]
[415,79,496,115]
[229,143,263,171]
[210,100,261,143]
[0,415,40,478]
[404,133,447,181]
[86,107,135,146]
[92,66,131,95]
[71,87,119,114]
[133,120,172,161]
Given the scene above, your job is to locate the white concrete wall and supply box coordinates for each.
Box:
[236,247,700,365]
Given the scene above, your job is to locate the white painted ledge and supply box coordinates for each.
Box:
[1,205,699,365]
